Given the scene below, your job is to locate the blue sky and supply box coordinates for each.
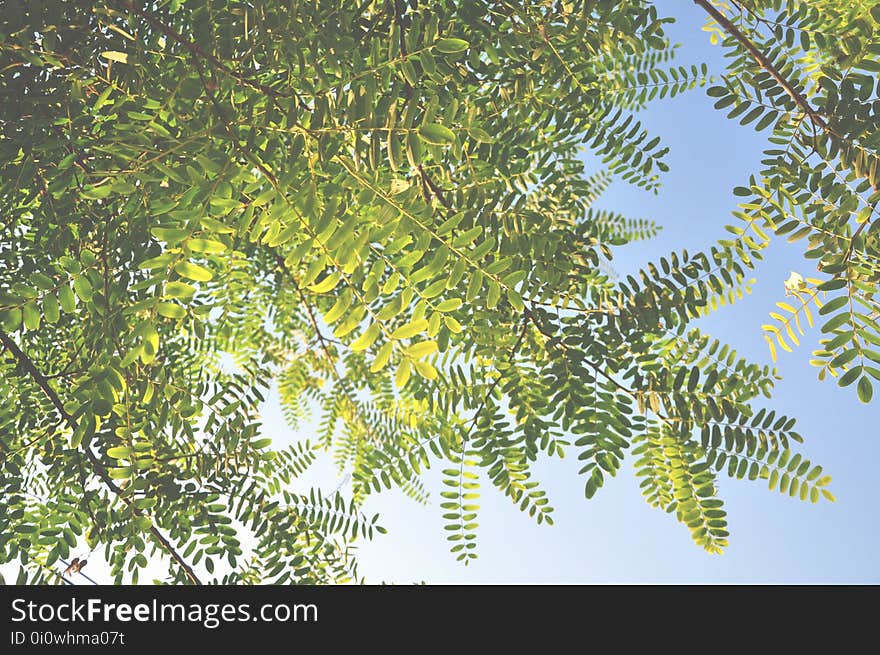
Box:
[270,1,878,584]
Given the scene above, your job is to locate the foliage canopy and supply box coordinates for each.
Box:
[1,0,878,584]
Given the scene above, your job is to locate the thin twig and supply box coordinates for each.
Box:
[694,0,828,133]
[0,330,202,584]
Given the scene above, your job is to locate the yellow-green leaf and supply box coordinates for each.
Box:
[413,360,438,380]
[435,38,469,54]
[108,467,132,479]
[101,50,128,64]
[407,340,438,359]
[308,271,341,294]
[422,278,447,298]
[156,302,186,319]
[165,281,196,299]
[370,341,394,373]
[140,324,159,364]
[323,289,352,324]
[174,261,213,282]
[418,123,455,146]
[436,298,462,312]
[350,323,380,351]
[187,238,227,253]
[391,319,428,340]
[444,316,463,333]
[395,358,412,387]
[106,446,131,460]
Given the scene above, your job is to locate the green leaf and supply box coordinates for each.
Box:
[407,340,438,359]
[819,296,848,315]
[838,367,861,388]
[70,417,93,448]
[92,85,114,111]
[73,277,93,302]
[139,253,175,270]
[821,313,850,333]
[92,398,112,416]
[435,38,469,54]
[486,279,501,308]
[506,288,524,312]
[188,238,227,253]
[174,261,214,282]
[101,50,129,64]
[857,376,873,403]
[467,126,493,143]
[350,323,380,351]
[57,285,76,313]
[391,319,428,340]
[165,281,196,299]
[418,123,456,146]
[308,272,341,294]
[22,301,40,331]
[156,302,186,319]
[0,307,22,331]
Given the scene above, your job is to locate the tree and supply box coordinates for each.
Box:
[0,0,876,584]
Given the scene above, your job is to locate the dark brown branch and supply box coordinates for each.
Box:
[694,0,828,131]
[0,330,202,585]
[845,221,869,259]
[418,165,452,209]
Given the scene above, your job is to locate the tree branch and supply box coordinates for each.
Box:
[418,165,452,208]
[0,330,202,585]
[694,0,828,131]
